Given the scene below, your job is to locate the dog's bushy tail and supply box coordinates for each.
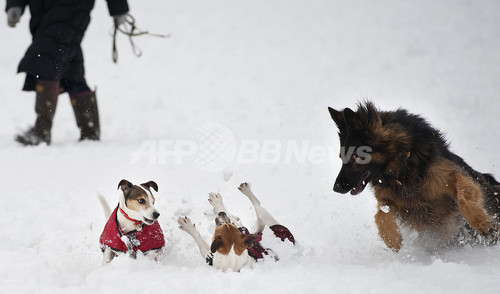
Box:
[97,194,112,220]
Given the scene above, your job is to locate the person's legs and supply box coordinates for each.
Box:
[16,2,95,144]
[62,79,100,141]
[16,78,61,145]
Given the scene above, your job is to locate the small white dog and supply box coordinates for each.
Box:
[178,182,295,271]
[99,179,165,263]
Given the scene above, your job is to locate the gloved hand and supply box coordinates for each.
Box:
[113,13,128,26]
[7,7,22,28]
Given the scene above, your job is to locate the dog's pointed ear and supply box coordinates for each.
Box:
[328,107,344,127]
[343,107,363,131]
[117,179,134,191]
[210,236,223,253]
[141,180,158,192]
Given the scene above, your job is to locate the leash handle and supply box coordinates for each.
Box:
[111,13,171,63]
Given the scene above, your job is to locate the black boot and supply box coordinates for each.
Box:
[16,80,60,146]
[70,90,100,141]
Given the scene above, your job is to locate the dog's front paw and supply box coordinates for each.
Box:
[208,192,225,210]
[177,216,196,233]
[238,182,252,195]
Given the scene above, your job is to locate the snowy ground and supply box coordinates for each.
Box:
[1,0,500,293]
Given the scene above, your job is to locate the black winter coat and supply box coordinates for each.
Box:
[6,0,129,90]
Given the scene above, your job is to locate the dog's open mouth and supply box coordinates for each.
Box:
[215,212,231,227]
[350,171,371,195]
[143,217,155,225]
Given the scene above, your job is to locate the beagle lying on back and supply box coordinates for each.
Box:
[178,182,295,271]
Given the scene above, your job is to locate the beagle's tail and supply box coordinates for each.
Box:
[97,194,112,220]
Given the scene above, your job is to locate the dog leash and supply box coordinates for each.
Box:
[112,13,171,63]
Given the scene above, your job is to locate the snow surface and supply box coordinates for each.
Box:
[2,0,500,293]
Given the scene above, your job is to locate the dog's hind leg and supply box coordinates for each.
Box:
[208,192,242,227]
[178,216,210,258]
[238,182,279,233]
[238,182,295,244]
[454,174,498,236]
[102,248,116,264]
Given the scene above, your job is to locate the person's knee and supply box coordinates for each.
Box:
[60,79,91,95]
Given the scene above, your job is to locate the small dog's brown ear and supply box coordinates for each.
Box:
[141,180,158,192]
[242,234,258,248]
[210,236,223,253]
[118,179,133,191]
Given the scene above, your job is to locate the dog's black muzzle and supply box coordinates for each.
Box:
[333,180,351,194]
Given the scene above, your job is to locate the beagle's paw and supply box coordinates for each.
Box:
[237,182,252,195]
[208,192,225,212]
[177,216,197,234]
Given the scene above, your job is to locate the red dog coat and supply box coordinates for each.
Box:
[100,206,165,253]
[245,225,295,260]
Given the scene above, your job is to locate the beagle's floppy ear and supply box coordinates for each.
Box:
[141,180,158,192]
[117,179,134,191]
[242,234,258,248]
[210,236,223,254]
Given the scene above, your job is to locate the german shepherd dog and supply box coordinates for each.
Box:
[328,101,500,251]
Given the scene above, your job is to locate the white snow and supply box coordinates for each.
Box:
[380,205,390,214]
[2,0,500,293]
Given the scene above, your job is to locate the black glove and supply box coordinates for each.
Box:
[7,7,22,28]
[113,14,128,26]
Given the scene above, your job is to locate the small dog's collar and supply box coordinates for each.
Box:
[119,207,142,226]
